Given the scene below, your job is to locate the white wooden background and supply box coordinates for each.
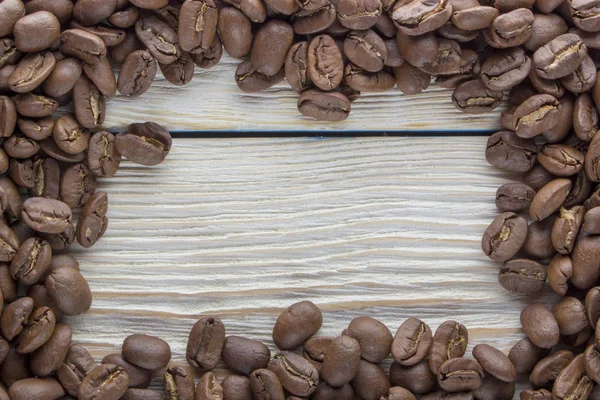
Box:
[62,64,546,394]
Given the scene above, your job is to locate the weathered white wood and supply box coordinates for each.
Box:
[103,55,504,132]
[65,137,554,393]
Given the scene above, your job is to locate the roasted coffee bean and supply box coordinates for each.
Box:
[571,0,600,32]
[513,94,561,139]
[0,39,21,70]
[0,347,30,387]
[298,90,351,121]
[481,47,531,91]
[520,303,560,349]
[60,163,96,209]
[190,35,222,68]
[73,0,117,25]
[574,92,599,142]
[135,12,180,65]
[178,0,219,54]
[76,191,108,248]
[222,336,271,375]
[186,316,225,370]
[523,217,556,259]
[40,137,86,163]
[585,131,600,181]
[537,144,584,177]
[30,323,72,377]
[303,336,332,372]
[235,59,285,92]
[562,54,597,94]
[452,79,503,114]
[53,115,90,155]
[571,235,600,289]
[222,0,266,23]
[383,386,417,400]
[27,158,58,201]
[269,351,319,396]
[4,134,40,159]
[159,51,194,86]
[0,297,34,341]
[395,31,438,69]
[0,177,23,219]
[437,358,483,393]
[250,369,284,400]
[103,353,151,389]
[391,0,450,35]
[482,212,528,262]
[321,335,361,387]
[584,206,600,233]
[384,39,404,68]
[587,286,600,327]
[13,11,61,53]
[312,381,354,400]
[116,121,171,166]
[0,264,17,300]
[109,6,140,28]
[548,255,573,296]
[122,334,171,370]
[530,179,572,221]
[18,117,54,141]
[272,301,322,350]
[218,7,253,59]
[338,0,382,30]
[10,159,34,189]
[391,317,432,367]
[389,360,437,394]
[529,69,565,99]
[0,96,17,137]
[585,345,600,385]
[484,8,534,48]
[164,366,195,399]
[222,375,252,400]
[496,183,536,213]
[344,315,392,363]
[60,29,107,66]
[451,6,498,31]
[69,21,126,48]
[428,321,468,375]
[472,344,516,383]
[46,266,92,316]
[111,32,145,65]
[15,306,55,354]
[498,258,547,295]
[8,377,65,400]
[553,354,593,400]
[0,0,25,37]
[10,237,52,286]
[565,171,592,208]
[343,30,387,73]
[473,375,515,400]
[118,50,157,97]
[195,371,223,400]
[285,42,311,93]
[307,35,344,91]
[350,359,390,400]
[530,350,574,388]
[25,0,73,25]
[534,33,587,80]
[73,75,106,129]
[344,63,396,92]
[394,63,430,95]
[9,52,56,94]
[552,296,588,336]
[57,345,98,397]
[78,364,130,400]
[552,206,584,254]
[83,56,117,98]
[87,131,121,178]
[292,4,337,35]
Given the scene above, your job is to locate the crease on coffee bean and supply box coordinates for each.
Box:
[164,370,179,399]
[516,104,558,128]
[275,354,316,387]
[11,53,49,88]
[347,33,385,61]
[395,0,447,26]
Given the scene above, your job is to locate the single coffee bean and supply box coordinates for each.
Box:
[520,303,560,349]
[586,287,600,327]
[178,0,219,54]
[60,163,96,209]
[303,336,333,372]
[338,0,382,30]
[46,266,92,316]
[135,12,180,65]
[285,42,311,93]
[0,222,19,263]
[60,29,107,65]
[8,377,65,400]
[298,90,351,122]
[307,35,344,91]
[452,79,503,113]
[343,30,387,73]
[16,306,55,354]
[122,334,171,370]
[472,344,516,383]
[571,235,600,289]
[250,369,284,400]
[498,258,547,295]
[9,158,34,189]
[496,183,535,213]
[574,92,599,142]
[584,345,600,385]
[269,351,319,397]
[344,63,396,92]
[195,371,223,400]
[222,0,266,22]
[565,171,592,208]
[383,386,417,400]
[30,323,72,377]
[73,0,117,25]
[110,32,144,65]
[118,50,157,97]
[428,320,468,375]
[481,47,531,91]
[103,353,151,389]
[4,135,40,159]
[40,137,85,164]
[9,52,56,93]
[272,301,322,350]
[222,336,271,375]
[389,360,437,394]
[222,375,252,400]
[482,212,528,262]
[0,96,17,137]
[583,206,600,234]
[186,316,225,370]
[14,93,59,119]
[86,130,121,177]
[25,0,74,25]
[39,224,75,251]
[350,359,390,400]
[0,0,25,37]
[190,35,222,69]
[513,94,561,139]
[451,6,498,30]
[76,191,108,248]
[561,54,597,94]
[473,375,515,400]
[218,7,252,59]
[13,11,61,53]
[391,0,450,35]
[116,121,172,166]
[533,33,587,80]
[57,345,98,397]
[484,8,534,48]
[18,117,54,141]
[571,0,600,32]
[53,114,90,155]
[529,178,572,221]
[391,317,432,366]
[78,364,130,400]
[69,21,126,48]
[321,335,361,387]
[522,217,556,259]
[529,69,565,99]
[537,144,584,177]
[0,297,33,341]
[551,206,584,254]
[73,75,106,129]
[530,350,574,388]
[292,4,337,35]
[552,355,593,400]
[235,59,285,92]
[0,347,30,387]
[83,56,117,98]
[437,358,484,393]
[109,6,140,28]
[345,315,392,363]
[552,296,588,336]
[10,237,52,286]
[163,366,195,399]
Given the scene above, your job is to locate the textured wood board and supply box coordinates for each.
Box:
[103,55,504,132]
[65,137,555,392]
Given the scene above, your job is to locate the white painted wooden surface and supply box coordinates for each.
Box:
[103,55,503,132]
[64,137,556,392]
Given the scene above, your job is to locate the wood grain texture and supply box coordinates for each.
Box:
[102,55,504,132]
[65,137,555,394]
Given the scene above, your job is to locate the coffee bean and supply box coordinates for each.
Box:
[498,258,547,295]
[321,335,361,387]
[115,121,171,166]
[0,176,23,219]
[53,114,90,155]
[513,94,561,139]
[530,178,572,221]
[537,144,584,177]
[186,316,225,370]
[452,79,503,114]
[391,317,432,367]
[57,345,98,397]
[83,56,117,98]
[18,117,54,141]
[473,375,515,400]
[553,354,593,400]
[78,364,130,400]
[60,163,97,209]
[0,347,31,387]
[102,353,151,389]
[389,360,437,394]
[122,334,171,370]
[437,358,483,392]
[482,212,528,262]
[269,351,319,396]
[523,217,556,259]
[428,320,468,375]
[9,52,56,94]
[551,206,584,254]
[530,350,574,388]
[481,47,531,91]
[218,7,253,59]
[0,297,33,341]
[520,303,560,349]
[307,35,344,91]
[496,183,536,213]
[249,369,284,400]
[383,386,417,400]
[135,12,180,65]
[164,366,195,399]
[73,75,106,129]
[584,345,600,385]
[548,255,572,296]
[13,11,61,53]
[109,7,140,29]
[222,375,252,400]
[29,322,71,377]
[472,344,516,383]
[69,21,126,48]
[60,29,107,66]
[16,306,55,354]
[117,50,157,97]
[452,6,498,30]
[298,90,351,121]
[571,235,600,289]
[292,3,337,35]
[586,287,600,327]
[303,336,333,372]
[8,377,65,400]
[562,54,597,94]
[0,0,25,37]
[76,191,108,248]
[235,59,285,92]
[522,389,552,400]
[10,237,52,286]
[344,63,396,92]
[552,296,588,336]
[351,359,390,400]
[337,0,382,30]
[343,30,387,73]
[178,0,219,54]
[0,265,17,301]
[0,222,19,263]
[40,137,86,163]
[190,35,222,69]
[574,93,599,142]
[0,96,17,137]
[484,8,534,48]
[4,134,40,159]
[111,32,144,65]
[222,336,271,375]
[46,266,92,316]
[391,0,449,35]
[529,69,565,99]
[342,316,391,363]
[285,41,311,93]
[87,131,121,178]
[534,33,587,80]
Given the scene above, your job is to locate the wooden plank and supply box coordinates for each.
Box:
[103,55,504,132]
[65,137,555,390]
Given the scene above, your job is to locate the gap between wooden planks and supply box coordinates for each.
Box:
[64,137,557,394]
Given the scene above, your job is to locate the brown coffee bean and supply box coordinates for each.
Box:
[9,158,33,189]
[345,315,392,363]
[272,301,322,350]
[473,375,515,400]
[0,177,22,219]
[307,35,344,91]
[87,131,121,178]
[551,206,584,254]
[235,59,285,92]
[0,223,19,263]
[18,117,54,141]
[391,0,449,35]
[0,0,25,37]
[383,386,417,400]
[0,297,33,341]
[481,47,531,91]
[513,94,561,139]
[337,0,382,30]
[269,351,319,396]
[472,344,516,383]
[530,178,572,221]
[482,212,528,262]
[118,50,158,97]
[109,6,140,28]
[57,345,98,397]
[0,96,17,137]
[30,323,72,377]
[13,11,61,53]
[178,0,219,54]
[186,316,225,370]
[586,287,600,327]
[343,30,387,73]
[53,115,90,155]
[344,63,395,92]
[498,258,547,295]
[29,157,59,201]
[83,56,117,98]
[571,235,600,289]
[60,29,107,66]
[292,3,337,35]
[520,303,560,349]
[222,375,252,400]
[530,350,574,388]
[298,90,351,121]
[10,237,52,286]
[135,12,180,65]
[451,6,498,30]
[46,266,92,316]
[584,345,600,385]
[8,377,65,400]
[574,92,598,142]
[428,321,468,375]
[164,366,195,399]
[9,52,56,93]
[222,0,266,22]
[321,335,361,387]
[421,391,474,400]
[303,336,333,372]
[4,134,40,159]
[437,358,483,393]
[349,359,390,400]
[389,360,436,394]
[562,54,597,94]
[529,69,565,99]
[0,265,16,301]
[250,369,284,400]
[496,183,536,213]
[548,255,572,296]
[76,191,108,248]
[103,353,152,389]
[78,364,130,400]
[391,317,432,367]
[13,93,59,118]
[16,306,55,354]
[116,121,171,166]
[222,336,271,375]
[452,79,503,114]
[552,296,588,336]
[190,35,222,69]
[484,8,534,48]
[285,42,311,93]
[218,7,252,59]
[523,217,556,259]
[159,51,194,86]
[122,334,171,370]
[553,355,593,400]
[537,144,584,177]
[534,33,587,80]
[73,75,106,129]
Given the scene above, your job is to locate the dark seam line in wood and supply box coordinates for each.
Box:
[161,130,495,138]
